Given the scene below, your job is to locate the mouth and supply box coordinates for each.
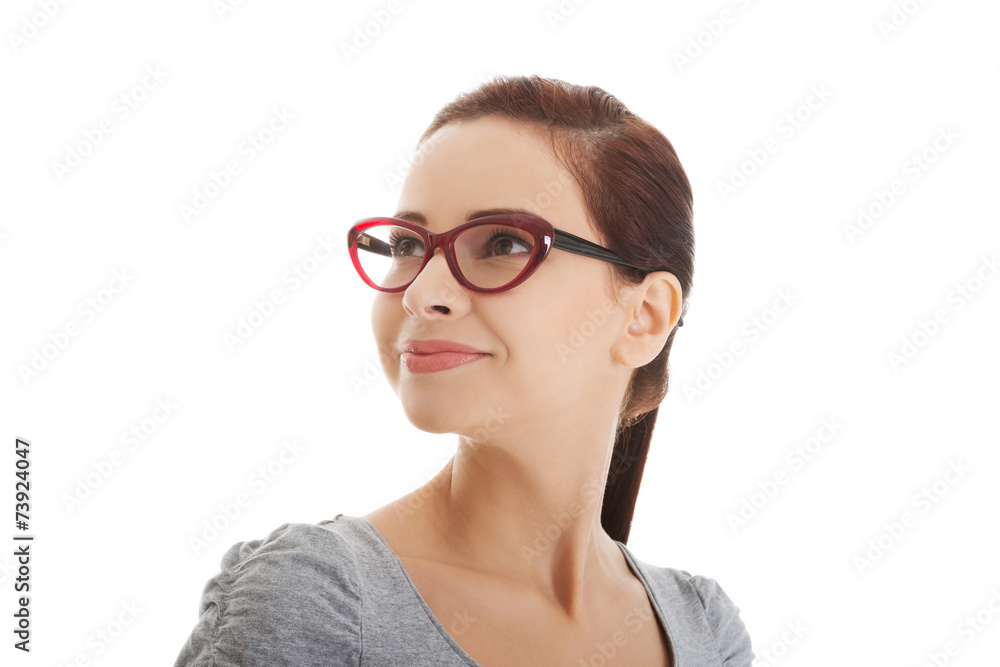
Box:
[400,351,489,374]
[399,339,491,374]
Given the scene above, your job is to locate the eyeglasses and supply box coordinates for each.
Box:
[347,214,684,326]
[347,213,659,293]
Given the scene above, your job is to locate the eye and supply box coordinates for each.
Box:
[485,227,533,257]
[388,229,424,257]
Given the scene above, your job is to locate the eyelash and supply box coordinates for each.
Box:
[486,227,532,252]
[388,227,532,253]
[388,229,420,252]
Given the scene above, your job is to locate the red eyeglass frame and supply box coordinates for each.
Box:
[347,213,654,294]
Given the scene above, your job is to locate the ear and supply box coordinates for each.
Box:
[610,271,683,369]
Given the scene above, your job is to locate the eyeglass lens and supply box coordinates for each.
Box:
[355,221,537,290]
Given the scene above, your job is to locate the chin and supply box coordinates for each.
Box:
[394,386,455,429]
[401,405,458,435]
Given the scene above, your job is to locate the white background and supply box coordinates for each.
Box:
[2,0,998,665]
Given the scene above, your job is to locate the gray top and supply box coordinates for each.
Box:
[173,514,754,666]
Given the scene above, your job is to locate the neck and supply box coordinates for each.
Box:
[412,401,631,618]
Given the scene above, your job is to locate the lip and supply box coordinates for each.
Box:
[399,339,490,374]
[400,339,488,355]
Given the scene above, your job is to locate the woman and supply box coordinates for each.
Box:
[173,74,755,666]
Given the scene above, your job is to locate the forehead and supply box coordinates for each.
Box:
[395,116,592,238]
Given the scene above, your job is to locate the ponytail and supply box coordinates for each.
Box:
[601,407,659,544]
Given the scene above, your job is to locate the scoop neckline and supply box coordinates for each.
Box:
[353,515,678,667]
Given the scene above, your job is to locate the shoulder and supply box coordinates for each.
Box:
[216,520,363,608]
[626,554,755,666]
[174,518,364,666]
[678,569,754,663]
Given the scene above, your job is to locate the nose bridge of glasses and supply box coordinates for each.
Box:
[413,235,458,287]
[424,225,468,270]
[425,227,451,253]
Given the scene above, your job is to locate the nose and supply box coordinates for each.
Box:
[401,247,470,318]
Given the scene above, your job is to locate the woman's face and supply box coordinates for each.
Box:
[371,116,637,443]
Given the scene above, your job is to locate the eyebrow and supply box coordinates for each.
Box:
[392,207,541,227]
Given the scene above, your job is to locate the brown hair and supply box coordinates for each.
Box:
[417,75,694,544]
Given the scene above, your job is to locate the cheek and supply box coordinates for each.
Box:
[370,295,401,379]
[501,286,609,374]
[498,310,612,408]
[543,283,622,371]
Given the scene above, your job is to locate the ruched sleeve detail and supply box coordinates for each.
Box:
[686,573,755,666]
[173,522,364,666]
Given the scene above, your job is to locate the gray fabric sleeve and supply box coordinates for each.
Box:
[687,573,755,666]
[172,523,364,667]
